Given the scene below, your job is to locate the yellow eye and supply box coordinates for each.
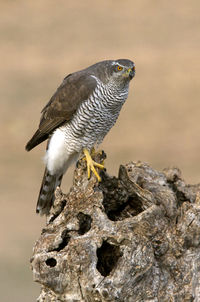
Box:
[117,65,123,71]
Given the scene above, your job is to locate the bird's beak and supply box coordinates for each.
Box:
[127,65,135,79]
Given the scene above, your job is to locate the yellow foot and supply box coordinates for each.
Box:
[91,147,103,157]
[83,148,104,182]
[90,148,105,166]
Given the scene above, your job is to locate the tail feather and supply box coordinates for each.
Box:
[36,168,63,215]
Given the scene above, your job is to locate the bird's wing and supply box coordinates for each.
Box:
[25,72,97,151]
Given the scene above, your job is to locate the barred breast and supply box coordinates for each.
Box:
[45,78,129,176]
[65,79,129,150]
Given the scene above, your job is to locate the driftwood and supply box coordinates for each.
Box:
[31,152,200,302]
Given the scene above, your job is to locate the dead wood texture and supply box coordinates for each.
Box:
[31,153,200,302]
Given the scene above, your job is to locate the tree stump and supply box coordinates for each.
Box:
[31,153,200,302]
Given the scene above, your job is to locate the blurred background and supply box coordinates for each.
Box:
[1,0,200,301]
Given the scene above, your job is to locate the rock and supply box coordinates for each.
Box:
[31,153,200,302]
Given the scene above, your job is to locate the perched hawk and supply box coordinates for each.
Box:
[26,59,135,215]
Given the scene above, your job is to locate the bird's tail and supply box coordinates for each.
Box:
[36,168,63,215]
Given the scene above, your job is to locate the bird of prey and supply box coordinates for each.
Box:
[26,59,135,215]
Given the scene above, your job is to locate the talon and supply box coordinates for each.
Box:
[91,147,103,158]
[83,148,104,182]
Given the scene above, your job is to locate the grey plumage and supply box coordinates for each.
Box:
[26,59,135,215]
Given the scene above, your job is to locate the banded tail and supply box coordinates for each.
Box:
[36,168,63,215]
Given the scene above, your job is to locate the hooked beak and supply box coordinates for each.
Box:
[127,65,135,79]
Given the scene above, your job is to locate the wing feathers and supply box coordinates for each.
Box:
[25,130,48,151]
[25,72,97,151]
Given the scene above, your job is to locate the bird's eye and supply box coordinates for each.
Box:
[116,65,123,71]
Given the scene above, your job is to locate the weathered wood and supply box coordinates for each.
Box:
[31,153,200,302]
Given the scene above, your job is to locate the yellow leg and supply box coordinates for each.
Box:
[83,148,104,182]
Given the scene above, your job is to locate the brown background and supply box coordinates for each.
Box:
[1,1,200,301]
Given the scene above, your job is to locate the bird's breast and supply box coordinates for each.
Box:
[62,83,129,150]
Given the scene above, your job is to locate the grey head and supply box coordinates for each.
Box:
[81,59,135,87]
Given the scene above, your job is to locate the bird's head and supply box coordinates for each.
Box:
[111,59,135,80]
[96,59,135,88]
[86,59,135,89]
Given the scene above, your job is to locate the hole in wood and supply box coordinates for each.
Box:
[99,174,144,221]
[77,212,92,235]
[105,195,143,221]
[96,240,122,276]
[45,258,57,267]
[53,229,70,252]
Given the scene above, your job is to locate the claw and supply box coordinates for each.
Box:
[83,148,104,181]
[91,147,103,157]
[90,148,105,166]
